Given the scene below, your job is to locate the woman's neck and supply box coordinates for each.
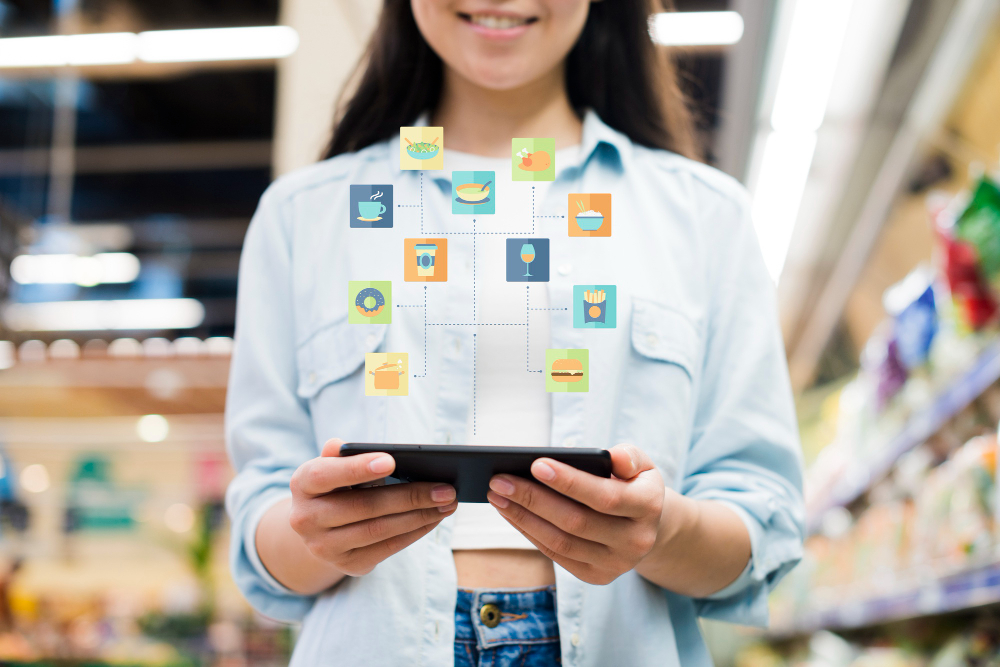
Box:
[431,66,583,158]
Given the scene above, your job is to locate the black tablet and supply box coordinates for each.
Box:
[340,443,612,502]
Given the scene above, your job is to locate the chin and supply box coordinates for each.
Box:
[460,59,546,92]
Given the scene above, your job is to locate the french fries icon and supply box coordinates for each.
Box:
[583,289,607,323]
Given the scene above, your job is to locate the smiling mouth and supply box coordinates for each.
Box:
[458,12,539,30]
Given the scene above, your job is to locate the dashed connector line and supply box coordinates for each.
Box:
[396,287,427,377]
[473,218,477,323]
[526,285,544,373]
[473,333,477,436]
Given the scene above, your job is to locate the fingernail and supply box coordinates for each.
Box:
[369,455,393,474]
[489,477,515,495]
[533,461,555,481]
[431,484,455,503]
[438,501,458,513]
[488,492,510,509]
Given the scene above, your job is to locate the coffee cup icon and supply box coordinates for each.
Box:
[357,200,386,220]
[415,244,437,277]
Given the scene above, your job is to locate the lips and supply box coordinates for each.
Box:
[457,10,539,38]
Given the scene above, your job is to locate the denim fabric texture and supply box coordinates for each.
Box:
[454,587,561,667]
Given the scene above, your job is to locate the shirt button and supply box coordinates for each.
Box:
[366,334,377,348]
[452,338,462,353]
[558,263,572,276]
[562,437,578,447]
[645,333,659,348]
[308,372,317,384]
[571,633,581,647]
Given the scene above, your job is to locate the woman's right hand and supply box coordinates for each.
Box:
[287,438,458,577]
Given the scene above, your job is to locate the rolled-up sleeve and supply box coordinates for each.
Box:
[224,184,317,622]
[683,184,805,627]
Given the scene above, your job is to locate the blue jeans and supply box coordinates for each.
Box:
[454,586,561,667]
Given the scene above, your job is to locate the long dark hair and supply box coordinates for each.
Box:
[325,0,699,161]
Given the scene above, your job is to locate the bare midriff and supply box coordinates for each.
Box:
[453,550,556,588]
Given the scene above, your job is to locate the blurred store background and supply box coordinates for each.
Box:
[0,0,999,665]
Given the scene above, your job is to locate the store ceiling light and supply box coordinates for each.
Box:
[2,298,205,331]
[11,252,140,286]
[20,463,50,494]
[750,0,856,281]
[649,11,745,47]
[137,414,170,443]
[0,26,298,68]
[164,503,195,533]
[138,26,300,63]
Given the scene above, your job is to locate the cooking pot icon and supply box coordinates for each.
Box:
[370,360,405,390]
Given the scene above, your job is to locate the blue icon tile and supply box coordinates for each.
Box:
[506,238,549,282]
[350,185,393,228]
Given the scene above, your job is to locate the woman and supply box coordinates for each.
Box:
[225,1,805,665]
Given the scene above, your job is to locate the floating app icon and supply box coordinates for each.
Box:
[348,281,392,324]
[574,285,617,328]
[400,127,444,170]
[350,184,393,228]
[512,138,555,181]
[505,238,549,282]
[365,353,409,396]
[404,238,448,282]
[569,193,611,237]
[545,349,589,393]
[452,170,495,214]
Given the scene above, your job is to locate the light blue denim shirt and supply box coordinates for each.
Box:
[225,111,805,666]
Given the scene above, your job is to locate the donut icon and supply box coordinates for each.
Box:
[355,286,386,318]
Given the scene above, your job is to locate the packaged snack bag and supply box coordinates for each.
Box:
[955,177,1000,290]
[884,267,938,370]
[935,178,1000,330]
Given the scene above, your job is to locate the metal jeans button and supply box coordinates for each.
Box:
[479,603,501,628]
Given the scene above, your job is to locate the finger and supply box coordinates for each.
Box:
[487,476,617,543]
[525,458,656,518]
[320,438,346,457]
[490,503,599,577]
[488,494,610,563]
[344,519,446,574]
[608,443,654,481]
[331,503,457,550]
[313,482,456,527]
[292,452,396,497]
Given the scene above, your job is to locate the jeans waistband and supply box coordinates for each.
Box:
[455,586,559,649]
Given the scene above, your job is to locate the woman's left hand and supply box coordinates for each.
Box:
[487,443,666,586]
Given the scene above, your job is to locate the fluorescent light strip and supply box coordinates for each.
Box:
[139,26,300,63]
[649,11,745,47]
[11,252,140,286]
[770,2,856,132]
[751,131,819,281]
[750,0,856,282]
[2,298,205,331]
[0,26,298,68]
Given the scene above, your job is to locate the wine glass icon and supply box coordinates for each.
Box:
[520,243,535,277]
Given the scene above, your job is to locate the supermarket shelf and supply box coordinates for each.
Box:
[772,562,1000,637]
[807,340,1000,534]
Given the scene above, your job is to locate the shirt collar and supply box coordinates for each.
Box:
[386,108,632,177]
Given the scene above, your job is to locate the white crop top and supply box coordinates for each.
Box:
[445,145,578,550]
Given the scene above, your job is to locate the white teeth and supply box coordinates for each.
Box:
[469,14,529,30]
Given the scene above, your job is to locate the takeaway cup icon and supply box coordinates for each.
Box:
[415,243,437,277]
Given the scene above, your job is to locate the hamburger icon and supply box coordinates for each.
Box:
[550,357,585,383]
[545,349,589,393]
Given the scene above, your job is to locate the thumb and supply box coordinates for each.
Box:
[609,444,653,481]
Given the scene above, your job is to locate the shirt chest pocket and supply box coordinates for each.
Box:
[613,297,700,489]
[296,319,388,446]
